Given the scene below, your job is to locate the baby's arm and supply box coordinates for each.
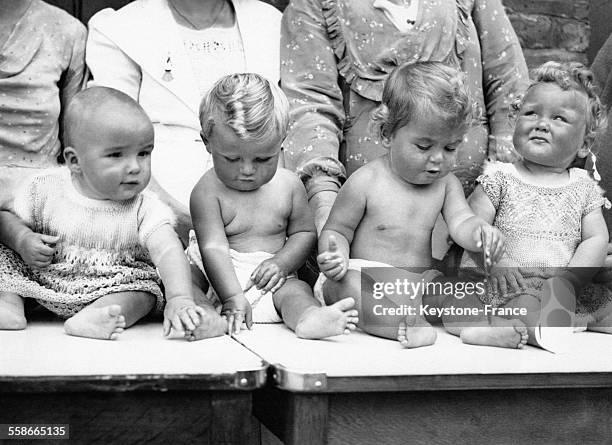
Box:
[147,176,192,243]
[191,177,250,334]
[247,173,316,293]
[571,209,608,267]
[561,208,609,289]
[0,211,58,269]
[443,175,505,264]
[466,184,496,225]
[317,173,367,280]
[146,225,204,336]
[467,183,526,292]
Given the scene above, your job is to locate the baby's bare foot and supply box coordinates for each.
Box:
[294,297,358,339]
[187,309,227,341]
[397,315,437,348]
[64,305,126,340]
[0,306,26,330]
[460,317,528,349]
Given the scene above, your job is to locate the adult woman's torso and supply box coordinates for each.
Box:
[0,0,86,205]
[282,0,527,192]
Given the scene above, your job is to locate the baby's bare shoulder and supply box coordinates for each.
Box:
[439,172,463,193]
[196,170,223,191]
[190,170,225,205]
[342,159,382,190]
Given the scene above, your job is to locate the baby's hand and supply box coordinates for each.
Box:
[317,235,347,281]
[476,224,505,266]
[163,296,206,336]
[488,267,526,295]
[244,258,287,295]
[17,232,59,269]
[222,294,253,335]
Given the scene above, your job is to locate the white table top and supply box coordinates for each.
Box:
[0,321,264,378]
[235,324,612,379]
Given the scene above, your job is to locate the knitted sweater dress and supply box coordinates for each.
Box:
[461,162,611,320]
[0,169,174,318]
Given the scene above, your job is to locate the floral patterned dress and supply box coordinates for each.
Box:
[280,0,528,198]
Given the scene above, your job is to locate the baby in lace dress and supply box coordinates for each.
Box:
[450,62,612,349]
[0,87,224,340]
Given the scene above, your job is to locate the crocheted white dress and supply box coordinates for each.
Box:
[461,162,611,319]
[0,169,174,318]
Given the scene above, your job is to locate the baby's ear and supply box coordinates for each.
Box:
[63,147,81,173]
[200,132,211,152]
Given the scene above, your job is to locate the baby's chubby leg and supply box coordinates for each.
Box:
[64,291,155,340]
[324,269,436,348]
[274,278,358,339]
[0,292,26,330]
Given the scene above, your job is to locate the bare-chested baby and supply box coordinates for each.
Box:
[187,73,359,337]
[317,62,505,348]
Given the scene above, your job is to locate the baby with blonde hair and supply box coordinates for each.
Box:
[188,73,359,337]
[445,61,611,349]
[317,61,505,348]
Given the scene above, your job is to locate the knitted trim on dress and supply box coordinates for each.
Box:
[0,245,164,319]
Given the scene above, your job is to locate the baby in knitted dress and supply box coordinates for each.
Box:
[187,73,359,337]
[0,87,225,340]
[443,62,611,349]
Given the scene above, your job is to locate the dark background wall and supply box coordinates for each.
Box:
[589,0,612,62]
[46,0,612,66]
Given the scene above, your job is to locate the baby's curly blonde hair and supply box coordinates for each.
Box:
[199,73,289,143]
[510,61,607,151]
[371,61,479,143]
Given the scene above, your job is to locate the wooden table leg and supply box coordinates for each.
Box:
[254,387,329,445]
[211,391,260,445]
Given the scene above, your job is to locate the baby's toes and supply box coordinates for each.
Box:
[397,320,408,344]
[512,324,529,348]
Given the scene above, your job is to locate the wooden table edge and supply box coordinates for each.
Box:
[268,364,612,392]
[0,364,269,393]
